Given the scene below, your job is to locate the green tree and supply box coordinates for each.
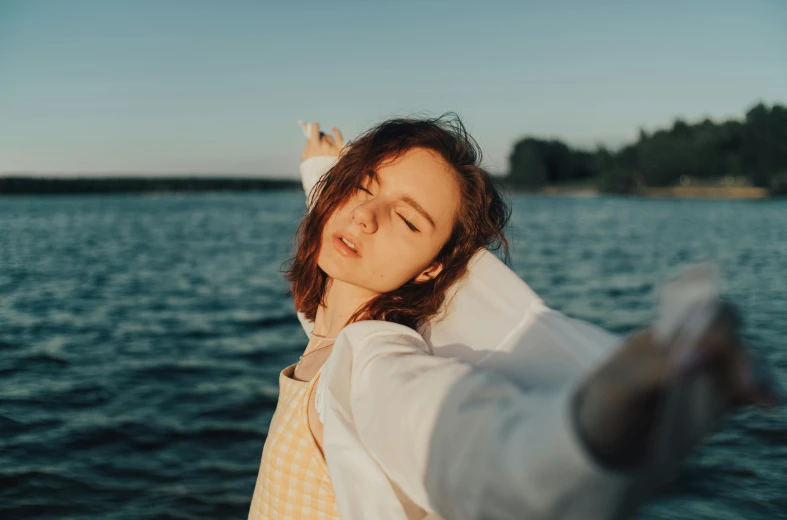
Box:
[507,139,547,189]
[503,101,787,194]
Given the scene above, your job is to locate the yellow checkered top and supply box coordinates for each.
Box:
[248,363,340,520]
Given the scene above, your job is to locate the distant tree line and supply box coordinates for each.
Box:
[505,102,787,195]
[0,176,302,195]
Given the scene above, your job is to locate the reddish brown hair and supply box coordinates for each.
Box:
[283,113,511,331]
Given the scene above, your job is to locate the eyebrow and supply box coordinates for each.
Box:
[371,174,436,229]
[399,194,436,229]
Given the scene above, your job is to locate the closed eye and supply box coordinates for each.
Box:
[357,184,419,233]
[399,215,419,232]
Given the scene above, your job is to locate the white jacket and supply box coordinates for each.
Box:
[295,156,713,520]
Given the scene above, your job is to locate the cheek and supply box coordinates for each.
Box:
[368,242,432,287]
[319,207,347,244]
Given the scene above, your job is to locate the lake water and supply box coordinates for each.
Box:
[1,192,785,519]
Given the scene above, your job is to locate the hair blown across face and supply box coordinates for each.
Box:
[282,113,511,331]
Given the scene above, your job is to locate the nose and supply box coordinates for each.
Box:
[350,200,378,233]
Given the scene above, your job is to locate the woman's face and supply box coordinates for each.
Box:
[318,147,461,296]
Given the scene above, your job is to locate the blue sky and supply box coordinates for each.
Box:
[1,0,785,177]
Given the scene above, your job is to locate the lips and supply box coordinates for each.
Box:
[332,232,361,258]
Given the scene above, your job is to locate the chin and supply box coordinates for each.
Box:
[316,251,383,295]
[316,245,351,281]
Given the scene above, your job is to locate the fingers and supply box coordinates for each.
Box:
[666,302,739,376]
[309,122,338,143]
[332,127,344,148]
[303,122,344,159]
[666,302,783,410]
[309,122,321,142]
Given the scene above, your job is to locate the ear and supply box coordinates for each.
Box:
[414,262,444,283]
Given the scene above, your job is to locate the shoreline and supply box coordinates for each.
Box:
[0,176,303,195]
[516,185,773,199]
[0,176,776,199]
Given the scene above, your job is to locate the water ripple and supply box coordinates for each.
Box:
[1,193,785,519]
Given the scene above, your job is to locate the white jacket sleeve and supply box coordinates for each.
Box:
[300,155,339,211]
[333,321,630,520]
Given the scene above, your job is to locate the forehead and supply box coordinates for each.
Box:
[375,148,461,231]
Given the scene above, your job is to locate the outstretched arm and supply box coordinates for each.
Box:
[298,121,345,208]
[324,306,779,519]
[332,321,628,520]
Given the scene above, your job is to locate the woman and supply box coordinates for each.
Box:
[248,115,777,520]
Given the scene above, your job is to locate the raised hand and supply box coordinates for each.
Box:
[574,301,782,470]
[301,122,345,162]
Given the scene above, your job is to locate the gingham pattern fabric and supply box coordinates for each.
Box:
[248,363,340,520]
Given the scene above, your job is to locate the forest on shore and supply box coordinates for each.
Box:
[504,102,787,195]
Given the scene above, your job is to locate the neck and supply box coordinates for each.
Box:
[312,277,376,338]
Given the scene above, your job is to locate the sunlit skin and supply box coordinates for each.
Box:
[295,125,462,454]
